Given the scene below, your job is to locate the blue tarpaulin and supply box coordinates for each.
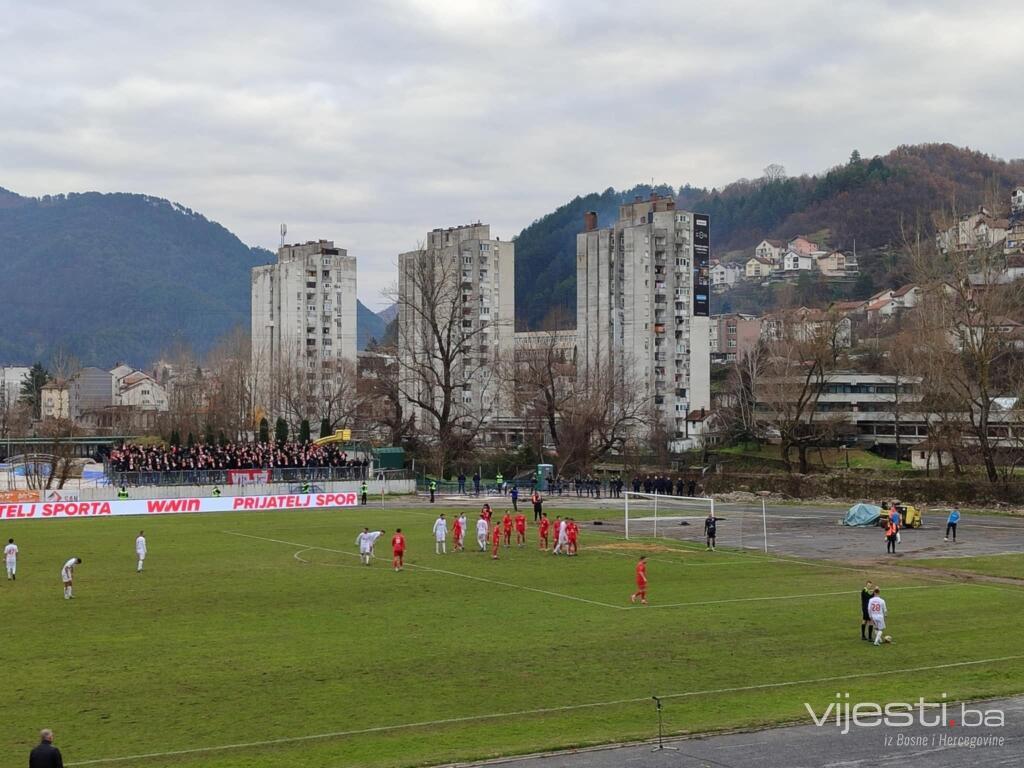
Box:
[843,502,882,527]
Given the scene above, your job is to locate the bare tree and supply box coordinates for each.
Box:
[358,347,414,445]
[391,246,500,476]
[909,212,1024,482]
[719,344,766,447]
[758,310,846,473]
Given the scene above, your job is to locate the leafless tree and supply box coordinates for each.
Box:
[718,344,767,447]
[391,246,500,476]
[758,311,846,473]
[909,213,1024,483]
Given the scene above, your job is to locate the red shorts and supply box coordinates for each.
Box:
[636,581,647,589]
[393,550,404,557]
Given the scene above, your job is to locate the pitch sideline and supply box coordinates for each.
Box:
[66,654,1024,766]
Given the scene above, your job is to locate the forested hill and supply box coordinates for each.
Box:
[513,144,1024,330]
[0,189,385,366]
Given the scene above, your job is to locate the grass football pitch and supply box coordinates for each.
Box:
[4,504,1024,767]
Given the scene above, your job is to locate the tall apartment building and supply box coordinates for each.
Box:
[251,240,358,416]
[398,224,514,433]
[576,194,711,444]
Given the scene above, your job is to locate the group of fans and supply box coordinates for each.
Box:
[108,441,369,474]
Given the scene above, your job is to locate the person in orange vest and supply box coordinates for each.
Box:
[884,516,900,554]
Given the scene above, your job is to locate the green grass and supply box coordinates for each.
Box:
[717,443,913,471]
[3,505,1023,767]
[899,553,1024,580]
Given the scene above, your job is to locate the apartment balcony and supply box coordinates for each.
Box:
[654,352,666,362]
[653,324,666,334]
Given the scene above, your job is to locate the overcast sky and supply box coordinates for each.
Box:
[2,0,1022,309]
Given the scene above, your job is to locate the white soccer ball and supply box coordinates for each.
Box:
[884,635,893,643]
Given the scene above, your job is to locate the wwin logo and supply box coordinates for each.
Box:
[805,693,1004,736]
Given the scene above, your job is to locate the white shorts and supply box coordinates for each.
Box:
[435,536,446,543]
[873,617,886,631]
[137,552,146,561]
[6,559,15,571]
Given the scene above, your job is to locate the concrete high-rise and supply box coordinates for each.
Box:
[251,240,357,417]
[576,194,711,446]
[397,224,514,432]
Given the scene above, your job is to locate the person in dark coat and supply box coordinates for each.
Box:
[30,729,63,768]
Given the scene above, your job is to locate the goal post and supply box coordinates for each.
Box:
[623,492,715,540]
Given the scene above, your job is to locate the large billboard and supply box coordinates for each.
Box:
[693,213,711,317]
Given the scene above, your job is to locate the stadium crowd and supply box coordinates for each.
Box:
[108,441,369,473]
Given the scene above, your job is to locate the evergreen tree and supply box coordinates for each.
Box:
[18,362,50,420]
[274,417,289,445]
[319,418,332,439]
[203,423,215,445]
[849,149,862,164]
[169,429,181,447]
[299,419,311,444]
[258,417,270,444]
[187,432,196,448]
[218,430,228,446]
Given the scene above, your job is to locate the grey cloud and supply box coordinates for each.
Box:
[0,0,1022,309]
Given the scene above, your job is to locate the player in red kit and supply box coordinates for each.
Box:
[481,503,492,522]
[514,511,527,546]
[392,528,406,571]
[538,513,550,550]
[502,512,513,546]
[631,556,648,604]
[566,518,579,555]
[452,515,463,552]
[491,521,501,559]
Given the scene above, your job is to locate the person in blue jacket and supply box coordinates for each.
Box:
[945,506,961,542]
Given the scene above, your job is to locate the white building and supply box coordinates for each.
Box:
[398,223,515,430]
[783,250,814,272]
[251,240,358,416]
[576,194,711,447]
[0,366,29,412]
[754,239,785,265]
[710,261,742,289]
[113,369,169,411]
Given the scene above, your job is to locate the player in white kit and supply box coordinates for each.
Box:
[553,518,568,555]
[433,514,448,554]
[476,515,489,551]
[355,528,385,565]
[135,531,147,572]
[4,538,17,580]
[61,557,82,599]
[867,587,888,646]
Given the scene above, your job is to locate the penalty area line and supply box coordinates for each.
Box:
[66,654,1024,766]
[223,531,626,610]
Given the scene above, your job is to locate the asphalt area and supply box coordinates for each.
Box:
[474,694,1024,768]
[412,494,1024,562]
[411,492,1024,768]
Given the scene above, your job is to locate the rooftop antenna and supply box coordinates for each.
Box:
[280,223,287,248]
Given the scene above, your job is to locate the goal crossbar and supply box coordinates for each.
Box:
[623,492,714,540]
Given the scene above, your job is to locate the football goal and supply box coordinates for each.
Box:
[623,492,715,540]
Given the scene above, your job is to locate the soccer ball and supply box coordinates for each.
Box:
[884,635,893,643]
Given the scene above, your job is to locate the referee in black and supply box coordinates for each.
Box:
[30,728,63,768]
[860,580,876,641]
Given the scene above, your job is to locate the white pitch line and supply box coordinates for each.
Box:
[66,654,1024,766]
[645,583,968,609]
[224,531,626,610]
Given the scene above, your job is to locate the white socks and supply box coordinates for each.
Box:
[64,586,72,599]
[137,560,144,572]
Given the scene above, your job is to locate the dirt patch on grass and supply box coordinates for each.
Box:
[589,542,684,555]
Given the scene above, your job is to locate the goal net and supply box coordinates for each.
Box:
[623,492,715,540]
[623,492,768,551]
